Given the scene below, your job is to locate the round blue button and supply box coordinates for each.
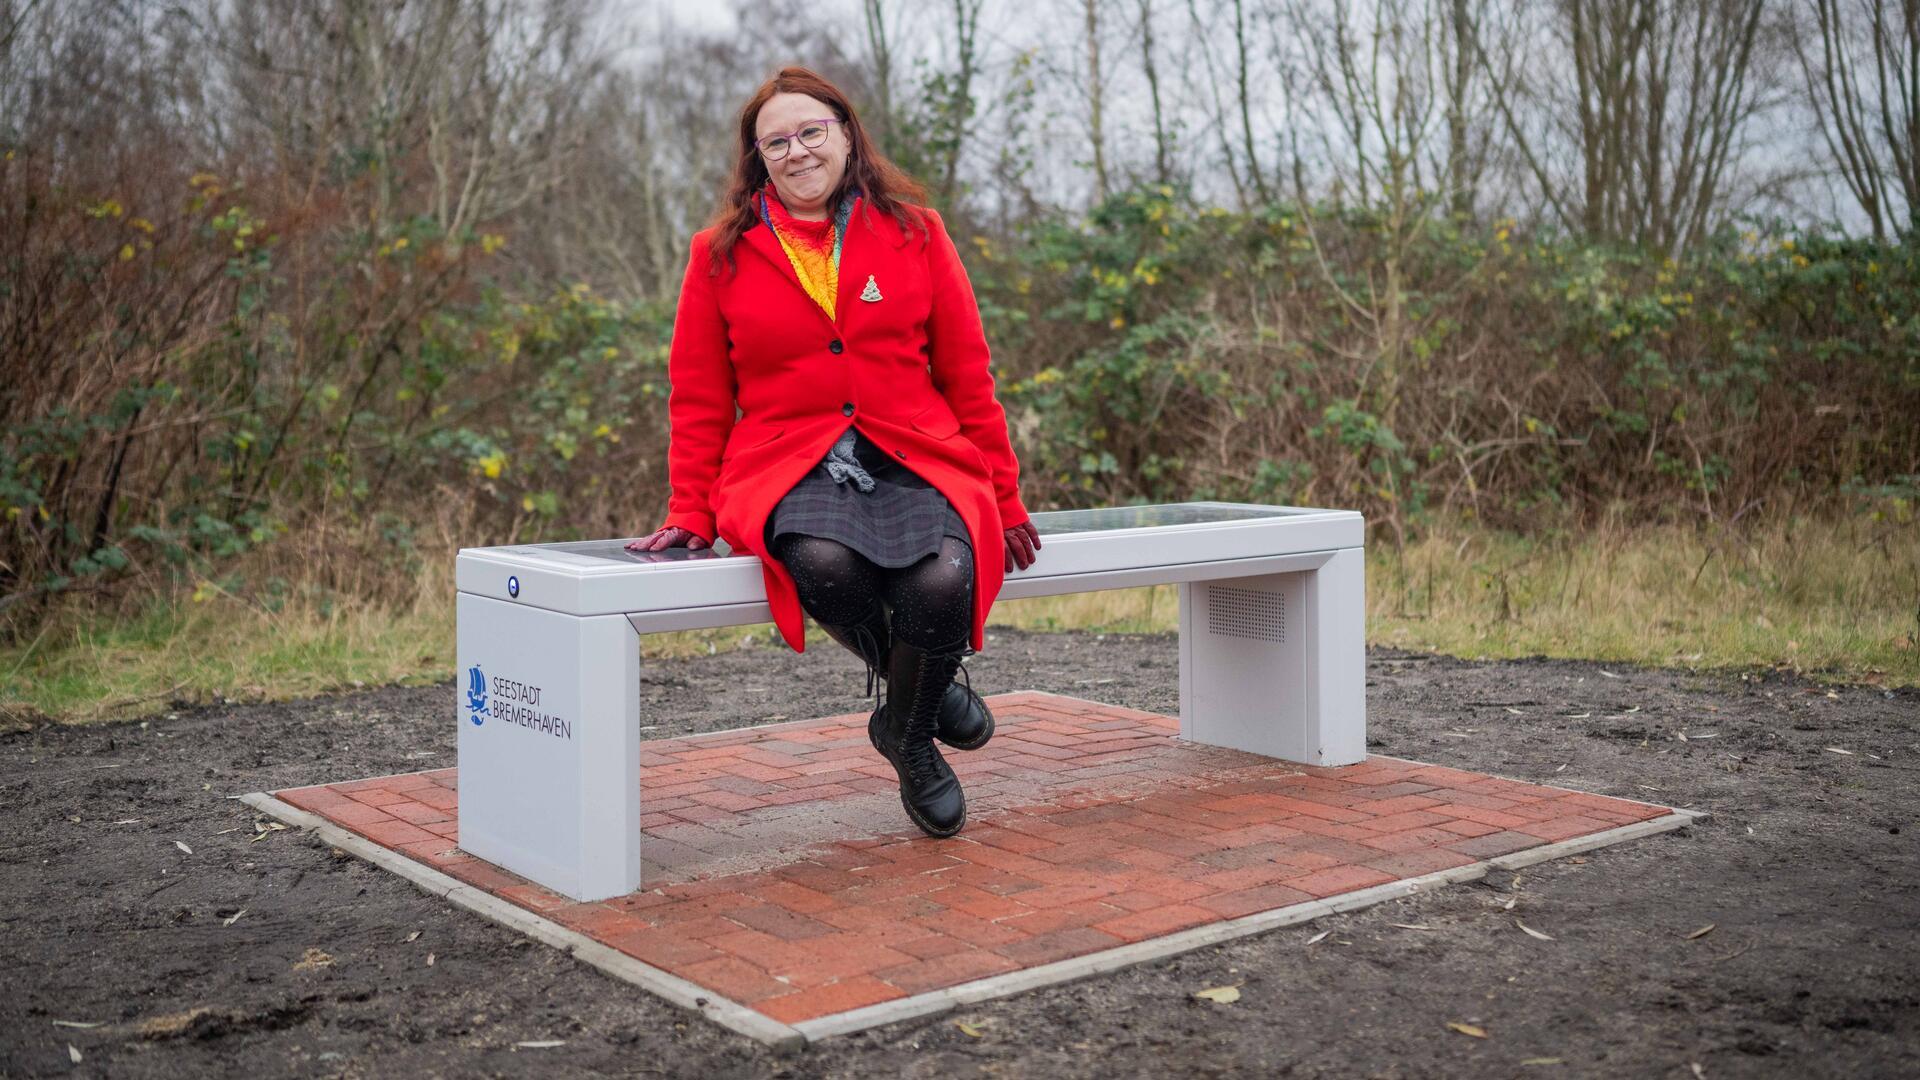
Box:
[507,574,520,598]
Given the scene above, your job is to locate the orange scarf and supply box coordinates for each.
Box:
[759,186,852,321]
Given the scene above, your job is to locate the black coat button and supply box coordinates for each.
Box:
[828,339,844,354]
[842,402,855,416]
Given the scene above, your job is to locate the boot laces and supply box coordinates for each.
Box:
[950,652,975,709]
[901,650,961,782]
[849,621,884,704]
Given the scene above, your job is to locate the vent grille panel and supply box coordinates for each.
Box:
[1207,585,1286,643]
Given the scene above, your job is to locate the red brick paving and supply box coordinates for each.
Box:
[274,691,1674,1026]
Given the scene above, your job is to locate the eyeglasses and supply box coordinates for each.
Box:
[756,118,842,161]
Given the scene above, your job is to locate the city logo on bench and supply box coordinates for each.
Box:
[466,665,490,726]
[465,664,572,740]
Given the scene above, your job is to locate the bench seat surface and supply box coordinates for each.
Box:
[456,502,1363,622]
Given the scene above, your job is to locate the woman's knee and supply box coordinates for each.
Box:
[884,540,974,647]
[773,535,878,625]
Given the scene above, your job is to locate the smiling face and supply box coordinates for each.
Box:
[754,91,851,221]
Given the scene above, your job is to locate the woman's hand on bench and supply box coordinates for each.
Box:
[626,526,710,553]
[1004,520,1041,573]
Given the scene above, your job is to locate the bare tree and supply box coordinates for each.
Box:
[1138,0,1174,186]
[1231,0,1272,204]
[1292,1,1448,433]
[1477,0,1773,255]
[1794,0,1920,239]
[1290,0,1501,216]
[862,0,899,139]
[207,0,600,245]
[936,0,985,203]
[983,46,1045,232]
[1438,0,1501,218]
[1183,0,1251,206]
[1084,0,1111,201]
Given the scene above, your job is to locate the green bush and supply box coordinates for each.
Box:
[983,187,1920,533]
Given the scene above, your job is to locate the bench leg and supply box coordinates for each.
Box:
[455,592,642,901]
[1177,546,1366,766]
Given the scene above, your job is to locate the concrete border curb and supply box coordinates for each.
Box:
[238,792,807,1053]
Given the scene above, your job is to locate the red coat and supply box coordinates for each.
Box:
[659,201,1029,653]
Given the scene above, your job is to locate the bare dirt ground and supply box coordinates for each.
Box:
[2,628,1915,1079]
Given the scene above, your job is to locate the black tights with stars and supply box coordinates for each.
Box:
[770,534,974,650]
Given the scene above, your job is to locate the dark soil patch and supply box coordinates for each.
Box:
[3,630,1916,1078]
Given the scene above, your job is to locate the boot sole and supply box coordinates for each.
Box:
[868,710,967,839]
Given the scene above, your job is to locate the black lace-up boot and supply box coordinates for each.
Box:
[818,601,891,702]
[869,637,968,837]
[936,656,994,751]
[821,608,992,750]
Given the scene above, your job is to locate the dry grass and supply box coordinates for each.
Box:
[996,512,1919,685]
[3,512,1913,726]
[1366,512,1917,682]
[0,551,763,726]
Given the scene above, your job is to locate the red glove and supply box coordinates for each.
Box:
[1003,520,1041,573]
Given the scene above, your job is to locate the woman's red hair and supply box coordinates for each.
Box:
[705,66,928,275]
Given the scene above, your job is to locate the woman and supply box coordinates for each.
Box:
[626,67,1041,839]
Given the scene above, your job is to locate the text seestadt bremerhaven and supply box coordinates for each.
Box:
[489,675,572,740]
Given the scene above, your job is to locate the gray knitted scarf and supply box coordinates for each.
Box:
[822,428,876,492]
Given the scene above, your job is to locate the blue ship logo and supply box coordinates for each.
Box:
[466,665,489,726]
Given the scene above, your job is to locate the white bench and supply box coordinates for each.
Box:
[453,502,1367,901]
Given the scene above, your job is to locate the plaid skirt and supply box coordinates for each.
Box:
[765,428,970,567]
